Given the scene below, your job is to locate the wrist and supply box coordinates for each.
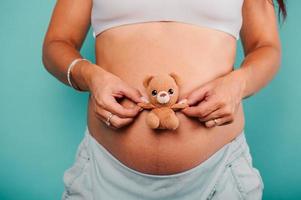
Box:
[231,67,249,99]
[77,62,108,92]
[70,60,93,91]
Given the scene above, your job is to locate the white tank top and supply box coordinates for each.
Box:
[91,0,244,40]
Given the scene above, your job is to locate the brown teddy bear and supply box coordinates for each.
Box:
[137,73,188,130]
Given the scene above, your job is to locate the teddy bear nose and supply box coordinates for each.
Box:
[160,93,166,97]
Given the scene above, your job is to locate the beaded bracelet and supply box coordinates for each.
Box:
[67,58,90,91]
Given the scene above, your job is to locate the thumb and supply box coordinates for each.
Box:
[121,84,144,103]
[186,84,210,105]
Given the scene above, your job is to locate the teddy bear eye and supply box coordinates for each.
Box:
[168,88,174,95]
[151,90,157,96]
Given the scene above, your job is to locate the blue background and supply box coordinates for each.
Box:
[0,1,300,199]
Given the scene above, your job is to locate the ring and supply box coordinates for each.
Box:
[105,112,114,127]
[213,118,218,125]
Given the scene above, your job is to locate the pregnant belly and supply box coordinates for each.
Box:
[88,101,244,175]
[87,22,245,175]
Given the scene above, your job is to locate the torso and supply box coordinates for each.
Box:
[87,21,245,175]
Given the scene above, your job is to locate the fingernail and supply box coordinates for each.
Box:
[205,121,214,128]
[178,98,188,104]
[139,107,143,112]
[140,96,149,103]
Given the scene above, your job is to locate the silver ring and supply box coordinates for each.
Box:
[213,118,218,125]
[105,112,114,127]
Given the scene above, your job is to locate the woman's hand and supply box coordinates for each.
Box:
[81,63,144,129]
[181,69,247,128]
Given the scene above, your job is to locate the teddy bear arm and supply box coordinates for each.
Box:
[171,102,189,111]
[137,102,156,109]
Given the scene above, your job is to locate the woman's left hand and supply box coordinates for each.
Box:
[181,69,247,128]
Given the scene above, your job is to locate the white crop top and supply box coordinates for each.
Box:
[91,0,244,40]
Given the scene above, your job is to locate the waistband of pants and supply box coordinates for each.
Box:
[83,126,248,180]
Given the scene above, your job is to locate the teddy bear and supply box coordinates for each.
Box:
[137,73,188,130]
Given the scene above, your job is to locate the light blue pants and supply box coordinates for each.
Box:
[62,127,264,200]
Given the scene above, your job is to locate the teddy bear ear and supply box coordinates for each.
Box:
[169,72,181,86]
[143,75,154,88]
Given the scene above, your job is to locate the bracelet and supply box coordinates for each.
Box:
[67,58,90,91]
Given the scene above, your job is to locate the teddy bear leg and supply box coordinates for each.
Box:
[146,112,160,129]
[163,114,179,130]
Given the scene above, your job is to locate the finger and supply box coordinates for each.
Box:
[198,107,228,122]
[120,84,144,104]
[94,107,135,129]
[101,95,141,118]
[108,113,134,129]
[181,99,220,118]
[186,84,211,106]
[204,115,234,128]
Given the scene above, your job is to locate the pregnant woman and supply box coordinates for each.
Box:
[42,0,286,199]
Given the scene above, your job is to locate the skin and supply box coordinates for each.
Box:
[42,0,281,175]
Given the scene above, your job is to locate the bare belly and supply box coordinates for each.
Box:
[87,21,245,175]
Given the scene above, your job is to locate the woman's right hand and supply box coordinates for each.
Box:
[78,62,145,129]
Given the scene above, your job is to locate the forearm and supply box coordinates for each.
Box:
[42,40,95,91]
[235,44,281,99]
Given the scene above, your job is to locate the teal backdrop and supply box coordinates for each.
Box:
[0,1,300,199]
